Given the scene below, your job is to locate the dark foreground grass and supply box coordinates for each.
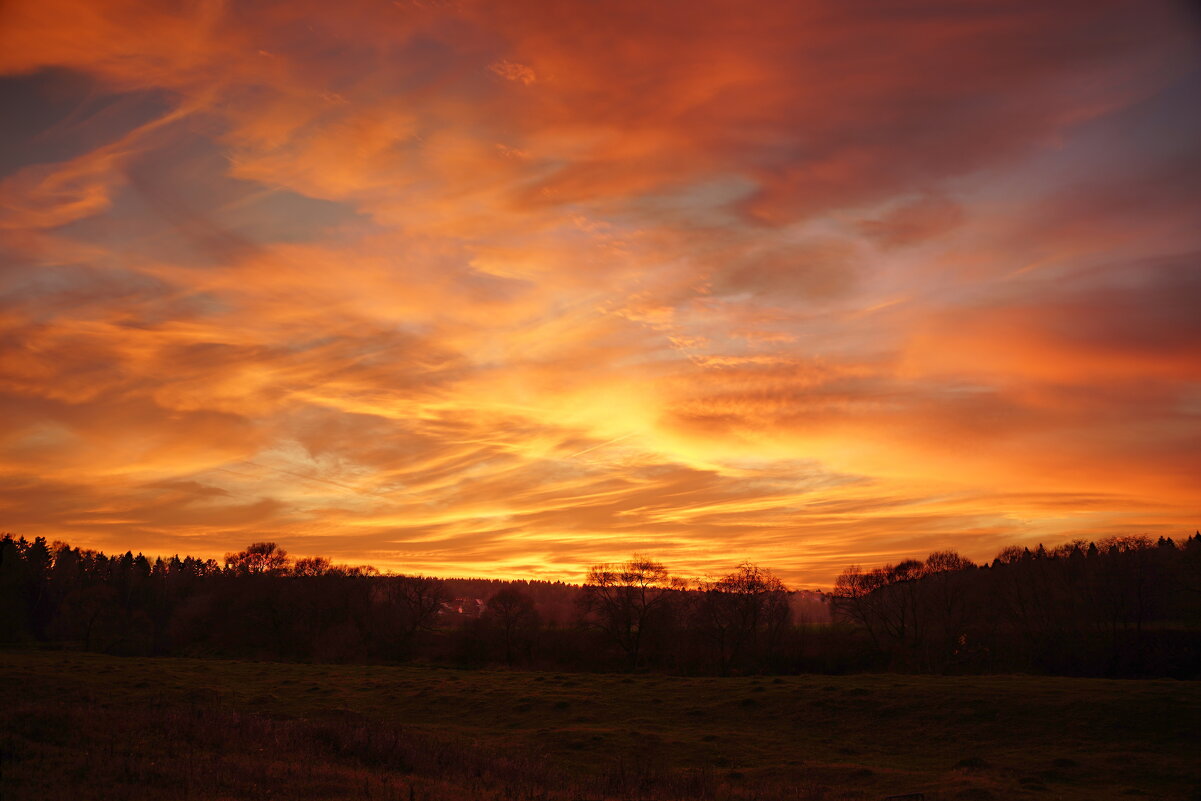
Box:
[2,650,1198,800]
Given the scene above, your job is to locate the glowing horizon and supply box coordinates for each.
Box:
[2,0,1199,587]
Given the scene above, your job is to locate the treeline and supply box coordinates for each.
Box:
[0,539,825,674]
[1,533,1199,677]
[831,536,1201,676]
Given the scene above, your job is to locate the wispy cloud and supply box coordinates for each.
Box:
[1,0,1198,585]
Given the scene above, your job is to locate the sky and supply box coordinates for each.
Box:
[1,0,1199,587]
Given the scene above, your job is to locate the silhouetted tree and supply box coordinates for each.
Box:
[374,574,448,658]
[224,542,290,575]
[292,556,335,577]
[694,563,790,674]
[485,587,540,666]
[0,535,31,641]
[921,550,977,670]
[580,555,681,670]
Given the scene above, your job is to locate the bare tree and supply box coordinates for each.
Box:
[695,562,790,674]
[921,550,976,669]
[291,556,335,577]
[832,559,927,668]
[224,542,290,575]
[580,555,681,670]
[373,574,448,658]
[485,586,540,666]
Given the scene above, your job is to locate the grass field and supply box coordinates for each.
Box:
[2,649,1198,800]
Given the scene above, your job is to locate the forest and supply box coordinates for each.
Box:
[2,533,1199,677]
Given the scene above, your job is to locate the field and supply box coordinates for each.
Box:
[2,649,1198,800]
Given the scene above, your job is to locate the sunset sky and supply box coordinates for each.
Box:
[2,0,1199,586]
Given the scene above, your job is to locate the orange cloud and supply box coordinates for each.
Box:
[0,0,1198,586]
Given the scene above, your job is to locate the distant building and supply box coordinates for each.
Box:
[439,597,486,618]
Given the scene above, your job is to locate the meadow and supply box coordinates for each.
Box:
[2,649,1198,800]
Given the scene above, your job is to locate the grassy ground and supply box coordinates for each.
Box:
[2,649,1198,800]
